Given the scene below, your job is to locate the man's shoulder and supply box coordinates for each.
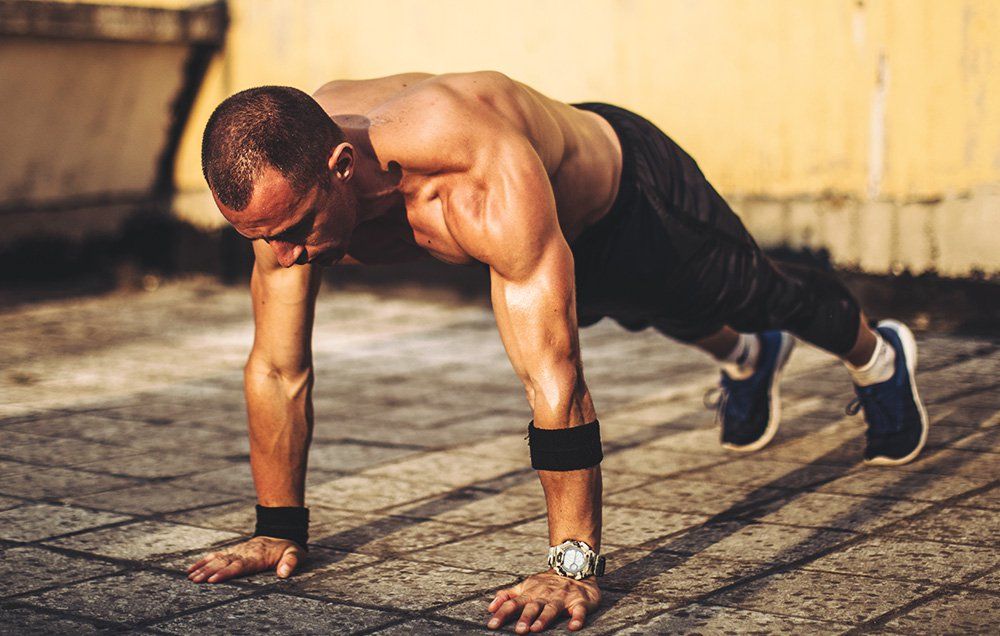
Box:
[312,73,433,109]
[369,74,531,175]
[312,71,514,113]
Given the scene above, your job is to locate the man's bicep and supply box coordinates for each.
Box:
[248,240,322,374]
[480,155,581,386]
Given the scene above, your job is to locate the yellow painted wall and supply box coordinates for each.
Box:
[54,0,995,274]
[171,0,1000,198]
[0,37,188,204]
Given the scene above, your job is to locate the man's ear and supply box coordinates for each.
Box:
[328,142,355,182]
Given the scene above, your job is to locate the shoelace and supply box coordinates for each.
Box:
[845,390,896,436]
[703,386,723,410]
[704,386,727,426]
[844,397,862,416]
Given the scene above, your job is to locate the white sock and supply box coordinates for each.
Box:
[846,332,896,386]
[721,333,760,380]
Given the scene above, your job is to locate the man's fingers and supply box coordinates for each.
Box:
[515,601,545,634]
[488,598,522,630]
[488,589,514,613]
[186,552,219,573]
[530,604,560,632]
[276,547,300,578]
[568,605,589,631]
[189,556,231,582]
[206,558,246,583]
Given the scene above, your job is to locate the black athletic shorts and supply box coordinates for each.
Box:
[570,102,860,356]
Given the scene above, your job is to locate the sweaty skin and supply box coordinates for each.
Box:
[189,71,623,633]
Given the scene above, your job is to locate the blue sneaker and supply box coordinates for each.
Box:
[712,331,796,452]
[846,320,929,466]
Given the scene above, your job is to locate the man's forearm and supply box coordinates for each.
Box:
[538,466,602,551]
[244,363,314,507]
[532,378,603,553]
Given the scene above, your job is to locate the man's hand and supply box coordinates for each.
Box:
[487,571,601,633]
[186,536,304,584]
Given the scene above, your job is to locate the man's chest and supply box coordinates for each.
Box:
[345,187,477,266]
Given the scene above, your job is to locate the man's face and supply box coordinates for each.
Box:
[216,165,356,267]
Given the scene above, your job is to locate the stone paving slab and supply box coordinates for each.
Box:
[292,560,518,611]
[16,570,249,627]
[313,513,477,557]
[408,529,553,575]
[749,491,931,532]
[66,482,239,516]
[389,488,546,529]
[150,592,402,634]
[814,466,990,502]
[707,569,934,624]
[0,466,140,500]
[1,278,997,633]
[44,520,241,561]
[664,521,856,565]
[964,568,1000,592]
[604,477,790,516]
[0,504,129,542]
[679,457,850,491]
[0,546,122,597]
[802,536,999,585]
[369,617,476,634]
[78,450,222,480]
[0,606,106,635]
[599,549,773,598]
[0,436,141,469]
[884,589,1000,633]
[0,495,24,511]
[618,602,852,635]
[887,506,1000,547]
[0,459,34,478]
[956,485,1000,510]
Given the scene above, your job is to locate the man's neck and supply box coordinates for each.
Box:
[337,118,404,222]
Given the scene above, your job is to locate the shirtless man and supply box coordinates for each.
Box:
[186,72,927,633]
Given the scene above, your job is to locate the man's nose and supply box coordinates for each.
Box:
[270,240,303,267]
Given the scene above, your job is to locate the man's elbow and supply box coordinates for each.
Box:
[244,356,313,398]
[527,363,590,426]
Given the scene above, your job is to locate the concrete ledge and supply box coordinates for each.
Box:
[0,0,227,45]
[735,187,1000,278]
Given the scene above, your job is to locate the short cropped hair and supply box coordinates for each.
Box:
[201,86,345,210]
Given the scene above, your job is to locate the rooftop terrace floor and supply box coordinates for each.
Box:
[1,277,997,634]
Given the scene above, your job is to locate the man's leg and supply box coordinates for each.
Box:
[573,102,925,465]
[695,313,878,371]
[692,326,740,360]
[681,254,927,465]
[843,314,878,368]
[724,259,927,464]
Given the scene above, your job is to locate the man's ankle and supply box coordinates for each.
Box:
[846,331,895,386]
[721,333,759,380]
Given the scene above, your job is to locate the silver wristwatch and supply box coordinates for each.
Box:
[547,539,606,580]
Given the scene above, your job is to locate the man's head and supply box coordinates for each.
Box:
[202,85,358,267]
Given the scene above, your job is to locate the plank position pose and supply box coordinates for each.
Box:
[187,72,928,632]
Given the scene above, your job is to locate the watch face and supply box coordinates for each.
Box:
[561,547,586,574]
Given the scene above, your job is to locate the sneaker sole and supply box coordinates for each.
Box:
[722,333,796,453]
[864,319,929,466]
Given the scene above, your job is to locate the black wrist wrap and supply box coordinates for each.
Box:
[527,420,603,471]
[253,505,309,549]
